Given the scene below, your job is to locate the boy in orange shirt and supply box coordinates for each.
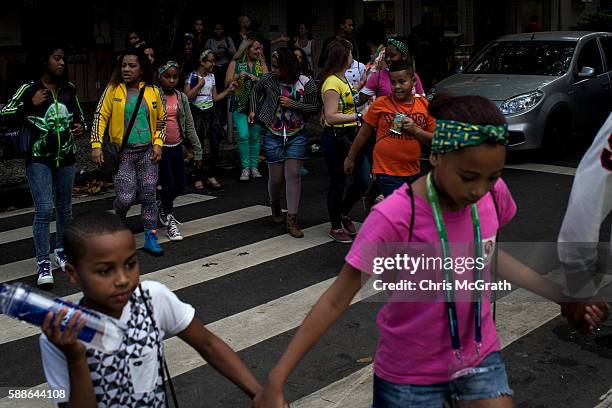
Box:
[345,60,435,197]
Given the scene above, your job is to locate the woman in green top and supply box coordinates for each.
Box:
[226,38,268,181]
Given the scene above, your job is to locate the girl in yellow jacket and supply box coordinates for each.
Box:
[91,48,167,255]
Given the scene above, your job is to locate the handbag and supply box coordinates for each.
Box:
[2,124,32,158]
[100,86,145,177]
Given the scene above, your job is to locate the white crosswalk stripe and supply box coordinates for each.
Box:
[0,193,215,245]
[0,204,267,285]
[0,192,115,220]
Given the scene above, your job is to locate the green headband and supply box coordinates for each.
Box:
[387,38,410,56]
[431,120,509,154]
[158,61,180,76]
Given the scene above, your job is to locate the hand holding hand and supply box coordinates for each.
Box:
[252,383,288,408]
[561,299,609,335]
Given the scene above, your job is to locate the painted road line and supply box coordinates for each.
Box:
[505,163,576,176]
[0,194,215,245]
[292,288,560,408]
[0,221,353,345]
[0,192,116,220]
[0,274,377,407]
[0,204,266,286]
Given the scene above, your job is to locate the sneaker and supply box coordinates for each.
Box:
[251,168,263,178]
[375,194,385,204]
[144,230,164,256]
[240,169,250,181]
[54,248,68,272]
[341,215,357,236]
[157,199,169,227]
[329,228,352,243]
[36,260,54,287]
[166,215,183,241]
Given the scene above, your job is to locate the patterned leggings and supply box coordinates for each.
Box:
[114,145,159,230]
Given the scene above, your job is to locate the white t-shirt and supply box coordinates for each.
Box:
[186,71,216,110]
[40,281,195,406]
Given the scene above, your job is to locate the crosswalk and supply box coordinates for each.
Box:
[0,181,608,408]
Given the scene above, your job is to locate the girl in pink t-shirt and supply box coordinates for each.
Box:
[253,94,607,408]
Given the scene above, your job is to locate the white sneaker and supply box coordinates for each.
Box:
[36,260,54,286]
[166,215,183,241]
[240,169,250,181]
[251,168,263,178]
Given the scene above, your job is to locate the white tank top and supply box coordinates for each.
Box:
[295,39,313,69]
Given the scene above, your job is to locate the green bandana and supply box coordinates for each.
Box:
[387,38,410,56]
[431,119,509,154]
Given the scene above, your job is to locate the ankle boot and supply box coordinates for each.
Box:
[271,201,284,224]
[286,213,304,238]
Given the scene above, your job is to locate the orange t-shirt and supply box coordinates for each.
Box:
[363,95,435,177]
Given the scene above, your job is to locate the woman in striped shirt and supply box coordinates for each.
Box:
[249,48,319,238]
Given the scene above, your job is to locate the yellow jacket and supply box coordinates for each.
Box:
[91,82,166,148]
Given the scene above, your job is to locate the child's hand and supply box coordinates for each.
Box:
[252,384,287,408]
[156,120,165,132]
[42,309,87,361]
[344,157,355,175]
[248,112,255,124]
[71,123,84,136]
[151,144,162,162]
[402,116,418,134]
[228,81,238,91]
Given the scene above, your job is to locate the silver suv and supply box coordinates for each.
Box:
[429,31,612,151]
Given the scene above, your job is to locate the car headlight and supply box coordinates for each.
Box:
[500,91,544,115]
[427,87,436,101]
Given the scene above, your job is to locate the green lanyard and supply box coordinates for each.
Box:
[426,172,483,359]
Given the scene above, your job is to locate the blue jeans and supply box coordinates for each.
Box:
[26,163,75,262]
[377,174,419,198]
[372,352,513,408]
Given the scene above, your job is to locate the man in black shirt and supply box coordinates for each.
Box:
[318,16,359,68]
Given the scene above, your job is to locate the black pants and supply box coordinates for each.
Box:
[321,126,369,229]
[158,144,186,214]
[191,106,224,179]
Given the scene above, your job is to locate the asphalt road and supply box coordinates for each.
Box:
[0,149,610,408]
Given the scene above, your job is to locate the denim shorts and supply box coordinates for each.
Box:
[372,352,514,408]
[263,129,308,163]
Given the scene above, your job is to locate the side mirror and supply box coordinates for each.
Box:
[577,66,596,78]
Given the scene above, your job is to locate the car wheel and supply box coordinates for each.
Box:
[541,108,572,158]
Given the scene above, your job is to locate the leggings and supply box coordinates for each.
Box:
[321,126,369,229]
[158,144,186,214]
[268,160,302,214]
[232,111,261,170]
[114,145,159,230]
[191,106,224,179]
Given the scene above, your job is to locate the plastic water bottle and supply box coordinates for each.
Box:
[0,282,127,353]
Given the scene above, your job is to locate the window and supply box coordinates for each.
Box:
[576,39,603,75]
[599,36,612,72]
[464,41,576,76]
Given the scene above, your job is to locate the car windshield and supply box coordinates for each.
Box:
[464,40,576,76]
